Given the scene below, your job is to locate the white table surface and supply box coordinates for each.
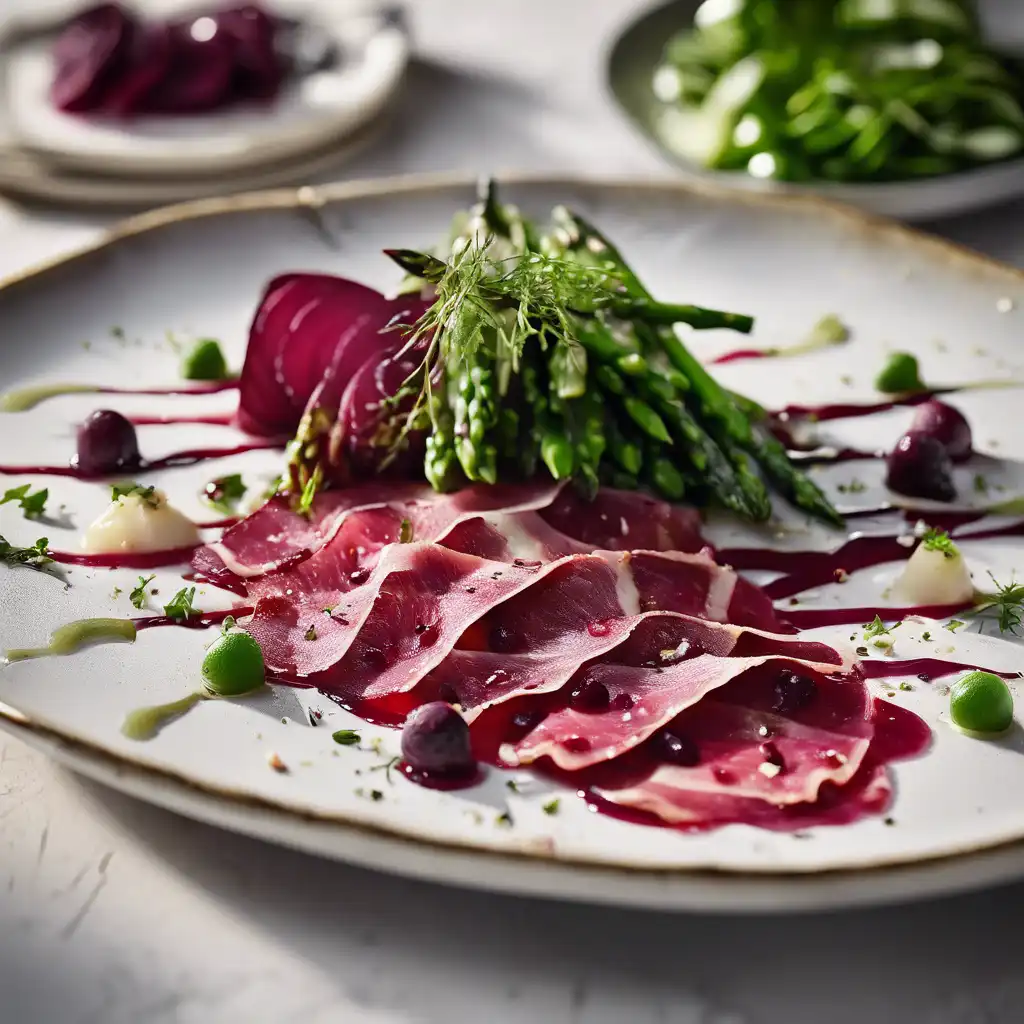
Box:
[3,1,1024,1021]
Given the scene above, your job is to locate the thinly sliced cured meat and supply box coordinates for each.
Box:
[538,487,704,554]
[589,697,929,832]
[508,622,854,773]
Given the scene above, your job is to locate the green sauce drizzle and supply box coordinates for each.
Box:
[5,617,136,662]
[0,383,101,412]
[121,691,208,741]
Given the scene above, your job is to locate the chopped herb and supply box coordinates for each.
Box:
[505,779,520,792]
[884,817,896,827]
[864,616,900,641]
[899,682,914,692]
[129,574,155,609]
[370,789,384,802]
[111,482,158,507]
[111,586,122,598]
[921,527,958,559]
[975,573,1024,635]
[163,586,197,621]
[0,484,48,519]
[922,631,932,642]
[304,625,318,641]
[399,517,414,543]
[542,798,560,816]
[945,619,966,633]
[203,473,247,515]
[370,755,401,784]
[110,325,125,340]
[0,535,54,577]
[836,479,866,495]
[321,606,335,615]
[332,729,361,746]
[974,474,989,495]
[496,811,513,827]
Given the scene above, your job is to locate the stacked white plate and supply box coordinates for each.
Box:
[0,1,409,207]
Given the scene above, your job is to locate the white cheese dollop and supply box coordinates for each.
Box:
[893,537,974,606]
[82,489,200,554]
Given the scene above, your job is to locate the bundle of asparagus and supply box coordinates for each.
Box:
[380,181,840,527]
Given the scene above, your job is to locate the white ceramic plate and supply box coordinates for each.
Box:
[607,0,1024,221]
[3,175,1024,913]
[1,2,407,177]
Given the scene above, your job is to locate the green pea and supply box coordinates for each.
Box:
[181,338,230,381]
[202,631,265,696]
[950,671,1014,736]
[875,352,925,395]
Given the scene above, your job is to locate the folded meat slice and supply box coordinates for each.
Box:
[587,694,927,831]
[507,619,855,773]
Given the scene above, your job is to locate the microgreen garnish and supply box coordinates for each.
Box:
[0,535,54,577]
[0,484,48,519]
[203,473,247,515]
[370,756,401,784]
[921,527,958,559]
[922,631,932,642]
[945,619,966,633]
[864,615,900,650]
[974,573,1024,635]
[332,729,361,746]
[542,798,560,816]
[129,574,155,609]
[263,475,283,500]
[111,482,158,507]
[163,586,197,621]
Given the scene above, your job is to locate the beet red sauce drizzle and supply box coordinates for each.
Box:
[133,607,251,631]
[0,439,281,479]
[50,545,201,569]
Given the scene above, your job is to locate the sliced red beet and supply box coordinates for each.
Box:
[146,20,235,113]
[215,4,287,99]
[51,3,135,113]
[235,273,427,439]
[99,24,173,116]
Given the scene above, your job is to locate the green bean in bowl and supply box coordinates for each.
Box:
[652,0,1024,183]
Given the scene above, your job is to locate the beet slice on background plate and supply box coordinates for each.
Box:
[51,2,136,112]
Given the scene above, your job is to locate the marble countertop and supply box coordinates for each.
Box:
[3,1,1024,1021]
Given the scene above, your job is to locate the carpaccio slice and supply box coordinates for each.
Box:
[212,476,925,832]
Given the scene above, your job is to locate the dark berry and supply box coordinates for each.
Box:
[885,431,957,502]
[909,400,972,463]
[73,409,140,475]
[569,678,610,713]
[401,702,475,777]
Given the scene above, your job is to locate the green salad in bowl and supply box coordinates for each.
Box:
[652,0,1024,184]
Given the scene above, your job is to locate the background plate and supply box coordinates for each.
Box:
[607,0,1024,221]
[1,1,407,177]
[2,175,1024,911]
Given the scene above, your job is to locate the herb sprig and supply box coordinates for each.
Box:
[0,484,47,519]
[163,586,198,621]
[0,535,56,578]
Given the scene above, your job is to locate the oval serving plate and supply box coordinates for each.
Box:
[0,2,407,177]
[3,174,1024,913]
[608,0,1024,221]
